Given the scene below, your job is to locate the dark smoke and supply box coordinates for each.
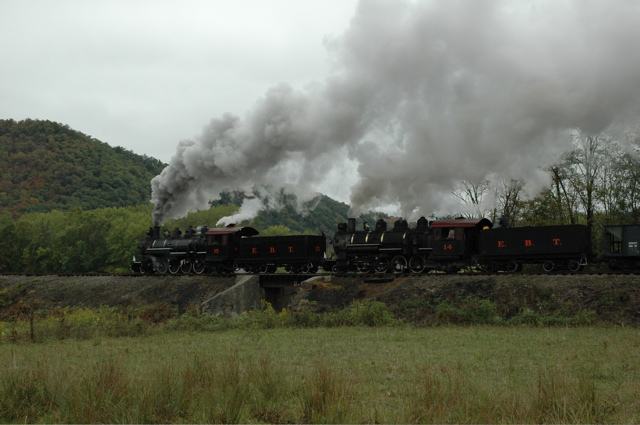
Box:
[152,0,640,225]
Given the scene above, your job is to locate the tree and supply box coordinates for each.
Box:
[0,213,20,271]
[548,165,578,225]
[494,179,525,226]
[565,131,608,229]
[452,180,490,218]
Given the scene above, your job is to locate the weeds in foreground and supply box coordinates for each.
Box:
[1,327,638,423]
[1,299,399,344]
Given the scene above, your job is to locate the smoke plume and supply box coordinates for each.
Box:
[151,0,640,225]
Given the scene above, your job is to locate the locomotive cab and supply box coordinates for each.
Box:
[430,218,492,272]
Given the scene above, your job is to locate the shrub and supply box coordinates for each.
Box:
[291,301,321,327]
[340,300,396,327]
[436,296,498,325]
[237,300,292,329]
[139,302,178,325]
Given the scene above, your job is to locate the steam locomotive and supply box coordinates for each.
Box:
[132,225,326,274]
[131,218,640,274]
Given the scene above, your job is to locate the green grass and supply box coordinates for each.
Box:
[1,326,639,423]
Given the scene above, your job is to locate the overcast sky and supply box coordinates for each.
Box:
[4,1,640,222]
[0,0,357,164]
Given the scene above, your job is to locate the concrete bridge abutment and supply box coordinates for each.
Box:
[201,274,328,317]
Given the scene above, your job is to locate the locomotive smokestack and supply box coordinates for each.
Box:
[154,226,160,239]
[347,218,356,233]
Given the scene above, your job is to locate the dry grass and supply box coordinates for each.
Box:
[1,326,639,423]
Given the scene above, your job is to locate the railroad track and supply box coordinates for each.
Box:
[3,269,640,279]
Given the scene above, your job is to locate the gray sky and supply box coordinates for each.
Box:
[4,1,640,222]
[0,0,357,164]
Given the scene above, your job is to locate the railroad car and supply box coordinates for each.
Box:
[478,225,590,272]
[603,225,640,270]
[236,234,326,274]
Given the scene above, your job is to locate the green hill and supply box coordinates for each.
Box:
[0,119,165,217]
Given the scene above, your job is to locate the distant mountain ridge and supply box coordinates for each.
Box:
[0,119,166,217]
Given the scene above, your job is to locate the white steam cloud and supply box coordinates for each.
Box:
[151,0,640,225]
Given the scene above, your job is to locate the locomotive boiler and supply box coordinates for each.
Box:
[331,217,432,273]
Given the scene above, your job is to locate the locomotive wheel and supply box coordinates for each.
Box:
[193,259,205,274]
[180,260,192,274]
[506,261,521,273]
[409,256,425,273]
[356,261,371,273]
[375,258,390,274]
[284,265,294,273]
[156,259,169,274]
[391,256,408,273]
[568,260,581,272]
[258,265,269,274]
[356,265,371,273]
[169,261,181,274]
[542,261,555,272]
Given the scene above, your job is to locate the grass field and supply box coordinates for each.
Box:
[1,326,639,423]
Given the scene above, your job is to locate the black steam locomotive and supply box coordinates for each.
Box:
[132,225,326,274]
[132,218,640,274]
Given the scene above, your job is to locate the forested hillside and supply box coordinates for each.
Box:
[0,119,165,217]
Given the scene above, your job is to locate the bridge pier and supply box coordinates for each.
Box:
[201,274,327,317]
